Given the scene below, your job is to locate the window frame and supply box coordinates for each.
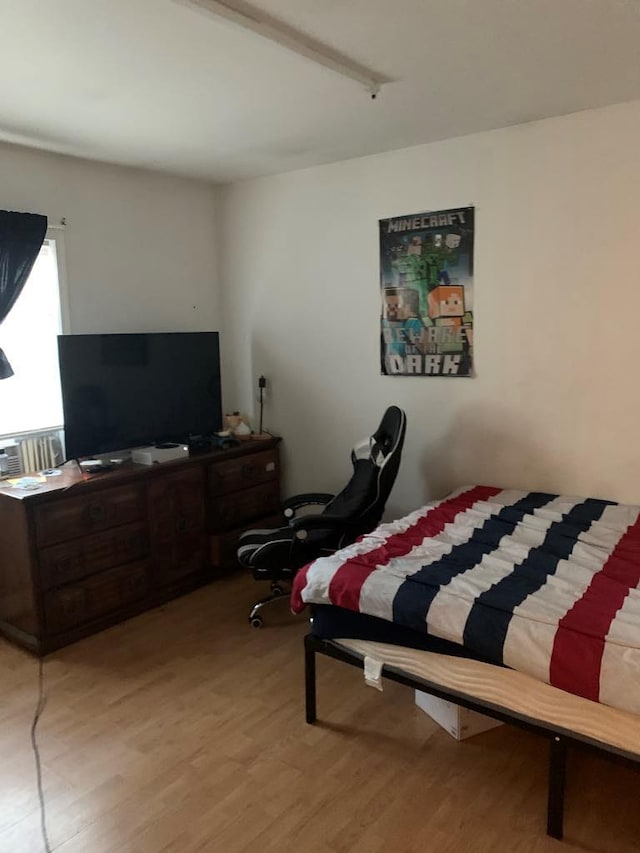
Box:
[48,225,71,336]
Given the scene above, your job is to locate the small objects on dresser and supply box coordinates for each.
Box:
[225,411,253,439]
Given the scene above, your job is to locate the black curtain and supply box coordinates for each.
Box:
[0,210,48,379]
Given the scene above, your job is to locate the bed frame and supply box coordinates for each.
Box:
[304,633,640,841]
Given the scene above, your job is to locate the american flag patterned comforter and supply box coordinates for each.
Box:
[291,485,640,715]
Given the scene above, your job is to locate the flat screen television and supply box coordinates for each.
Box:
[58,331,222,459]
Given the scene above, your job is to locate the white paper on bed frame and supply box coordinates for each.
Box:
[415,690,504,741]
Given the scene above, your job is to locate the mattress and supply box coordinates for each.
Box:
[292,485,640,715]
[311,604,495,663]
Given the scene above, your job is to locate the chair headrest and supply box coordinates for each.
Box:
[353,406,406,468]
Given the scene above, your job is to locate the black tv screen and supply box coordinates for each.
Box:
[58,332,222,459]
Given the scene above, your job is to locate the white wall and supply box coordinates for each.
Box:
[221,99,640,516]
[0,142,220,335]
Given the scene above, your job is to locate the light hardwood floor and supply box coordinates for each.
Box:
[1,573,638,853]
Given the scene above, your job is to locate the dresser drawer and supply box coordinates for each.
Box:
[152,526,207,583]
[209,480,281,530]
[208,449,278,496]
[148,467,206,583]
[44,561,150,634]
[148,467,204,519]
[38,522,149,590]
[34,485,146,547]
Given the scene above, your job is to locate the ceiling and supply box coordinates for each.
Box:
[1,0,640,183]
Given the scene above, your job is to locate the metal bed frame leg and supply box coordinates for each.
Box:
[305,634,317,724]
[547,735,567,840]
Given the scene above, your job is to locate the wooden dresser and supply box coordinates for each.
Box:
[0,437,281,654]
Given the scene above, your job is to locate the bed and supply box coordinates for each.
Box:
[291,485,640,840]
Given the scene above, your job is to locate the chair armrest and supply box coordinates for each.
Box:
[290,513,364,537]
[283,492,335,519]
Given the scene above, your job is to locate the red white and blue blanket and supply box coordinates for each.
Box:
[291,485,640,715]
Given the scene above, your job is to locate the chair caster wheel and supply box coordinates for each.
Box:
[250,615,264,628]
[271,584,285,597]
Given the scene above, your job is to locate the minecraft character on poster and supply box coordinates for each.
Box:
[425,272,473,355]
[390,233,457,318]
[427,272,472,328]
[381,286,427,358]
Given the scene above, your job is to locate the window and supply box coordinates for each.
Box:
[0,232,67,437]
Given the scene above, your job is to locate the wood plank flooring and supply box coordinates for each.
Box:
[0,572,638,852]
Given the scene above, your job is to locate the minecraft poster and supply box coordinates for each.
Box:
[380,206,475,377]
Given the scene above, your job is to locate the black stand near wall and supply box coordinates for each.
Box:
[258,375,266,435]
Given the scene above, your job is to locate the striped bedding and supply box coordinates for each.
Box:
[291,485,640,715]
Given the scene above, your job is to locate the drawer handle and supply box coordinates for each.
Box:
[63,596,83,616]
[176,517,188,532]
[125,534,147,554]
[88,504,106,523]
[53,557,80,578]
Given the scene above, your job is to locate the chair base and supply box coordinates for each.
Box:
[248,581,291,628]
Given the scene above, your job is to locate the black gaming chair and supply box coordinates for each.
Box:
[238,405,407,627]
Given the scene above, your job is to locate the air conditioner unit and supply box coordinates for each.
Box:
[1,442,22,476]
[0,431,64,475]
